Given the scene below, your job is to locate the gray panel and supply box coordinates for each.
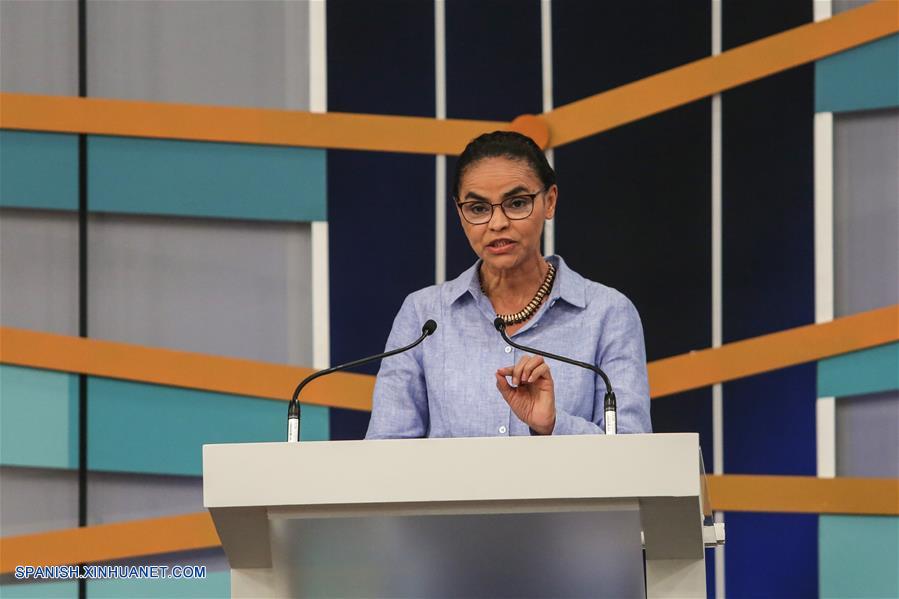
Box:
[0,466,78,536]
[87,471,203,525]
[836,391,899,477]
[87,0,310,109]
[833,0,874,14]
[833,109,899,316]
[0,208,79,335]
[88,214,313,365]
[272,509,645,598]
[0,0,78,95]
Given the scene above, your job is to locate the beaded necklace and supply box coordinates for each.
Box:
[480,261,556,326]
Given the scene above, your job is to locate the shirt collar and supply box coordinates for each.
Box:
[445,255,587,309]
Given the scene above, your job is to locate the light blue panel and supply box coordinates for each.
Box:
[88,136,326,222]
[0,365,78,469]
[88,377,325,476]
[820,515,899,598]
[0,580,77,598]
[300,404,330,441]
[816,34,899,113]
[0,131,78,210]
[818,342,899,398]
[87,570,229,599]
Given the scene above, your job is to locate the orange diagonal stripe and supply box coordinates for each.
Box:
[0,93,505,155]
[647,304,899,398]
[707,475,899,515]
[0,328,375,411]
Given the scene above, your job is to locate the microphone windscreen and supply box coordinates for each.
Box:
[422,320,438,335]
[493,317,505,331]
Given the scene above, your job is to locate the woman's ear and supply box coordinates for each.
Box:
[544,185,558,220]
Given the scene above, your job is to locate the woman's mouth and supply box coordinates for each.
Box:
[486,239,516,254]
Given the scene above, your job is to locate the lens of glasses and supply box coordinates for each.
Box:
[461,196,535,224]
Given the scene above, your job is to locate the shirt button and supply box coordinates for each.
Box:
[498,425,507,434]
[504,346,512,353]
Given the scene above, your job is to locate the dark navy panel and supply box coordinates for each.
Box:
[553,1,711,105]
[721,0,815,474]
[721,1,816,597]
[725,512,819,598]
[651,389,713,469]
[551,1,711,363]
[444,0,543,279]
[327,0,436,439]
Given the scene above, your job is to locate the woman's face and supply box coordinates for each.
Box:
[456,157,557,271]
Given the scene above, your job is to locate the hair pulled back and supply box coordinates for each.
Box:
[453,131,556,198]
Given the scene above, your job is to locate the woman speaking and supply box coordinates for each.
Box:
[366,131,651,438]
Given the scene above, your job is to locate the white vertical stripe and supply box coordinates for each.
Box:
[435,0,447,284]
[815,110,836,478]
[541,0,555,256]
[814,1,836,481]
[310,0,329,371]
[711,1,725,597]
[814,0,832,22]
[814,112,834,326]
[309,0,327,115]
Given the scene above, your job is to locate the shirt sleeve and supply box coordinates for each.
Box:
[365,293,430,439]
[549,293,652,435]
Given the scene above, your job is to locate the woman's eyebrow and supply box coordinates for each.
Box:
[463,186,530,201]
[463,191,490,201]
[501,185,530,198]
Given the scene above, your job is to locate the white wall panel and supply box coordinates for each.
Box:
[833,109,899,316]
[87,0,310,110]
[0,0,78,95]
[0,208,79,335]
[0,466,78,536]
[88,214,314,365]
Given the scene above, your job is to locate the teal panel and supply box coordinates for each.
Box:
[87,571,229,599]
[0,365,78,469]
[818,342,899,398]
[816,34,899,113]
[88,377,330,475]
[0,580,77,598]
[820,515,899,598]
[300,404,330,441]
[0,130,78,210]
[87,136,326,222]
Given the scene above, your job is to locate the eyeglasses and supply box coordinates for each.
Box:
[456,189,545,225]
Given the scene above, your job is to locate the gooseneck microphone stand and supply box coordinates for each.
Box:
[493,318,617,434]
[287,320,437,442]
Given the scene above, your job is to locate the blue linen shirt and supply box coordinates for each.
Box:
[365,255,652,439]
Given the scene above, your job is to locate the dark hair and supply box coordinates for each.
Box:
[453,131,556,198]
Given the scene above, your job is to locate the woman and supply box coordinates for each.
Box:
[366,131,651,438]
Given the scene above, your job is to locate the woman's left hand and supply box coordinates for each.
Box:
[495,355,556,435]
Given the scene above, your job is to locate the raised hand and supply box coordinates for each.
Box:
[495,355,556,435]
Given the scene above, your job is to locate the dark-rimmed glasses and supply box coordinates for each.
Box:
[456,188,546,225]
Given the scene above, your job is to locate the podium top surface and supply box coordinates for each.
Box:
[203,433,701,510]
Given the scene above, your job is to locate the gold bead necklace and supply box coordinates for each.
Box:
[480,261,556,326]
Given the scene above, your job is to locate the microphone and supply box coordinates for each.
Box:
[287,320,437,442]
[493,317,618,435]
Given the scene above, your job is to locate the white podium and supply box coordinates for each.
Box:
[203,433,722,598]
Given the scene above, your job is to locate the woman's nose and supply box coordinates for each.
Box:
[488,205,510,229]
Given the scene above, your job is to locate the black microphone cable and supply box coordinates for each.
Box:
[287,320,437,441]
[493,317,618,434]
